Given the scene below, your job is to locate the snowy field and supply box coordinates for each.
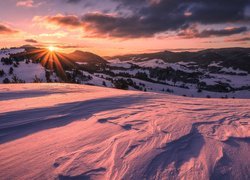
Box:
[0,83,249,179]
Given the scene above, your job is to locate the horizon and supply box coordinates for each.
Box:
[0,0,249,56]
[2,45,250,58]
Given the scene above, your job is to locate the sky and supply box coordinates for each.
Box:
[0,0,249,56]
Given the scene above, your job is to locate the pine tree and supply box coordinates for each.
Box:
[9,67,14,75]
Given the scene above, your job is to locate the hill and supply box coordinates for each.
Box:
[67,50,107,65]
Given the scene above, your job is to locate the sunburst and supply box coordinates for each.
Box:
[48,46,55,52]
[23,47,75,80]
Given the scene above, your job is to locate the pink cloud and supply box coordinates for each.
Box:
[0,24,19,34]
[16,0,41,8]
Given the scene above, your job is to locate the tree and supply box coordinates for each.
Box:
[3,78,10,84]
[197,89,202,93]
[33,75,43,83]
[0,69,5,77]
[113,78,129,90]
[12,75,25,83]
[9,67,14,75]
[13,62,18,68]
[45,70,52,82]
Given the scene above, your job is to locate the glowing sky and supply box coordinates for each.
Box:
[0,0,249,56]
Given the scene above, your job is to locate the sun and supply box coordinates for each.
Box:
[48,46,55,52]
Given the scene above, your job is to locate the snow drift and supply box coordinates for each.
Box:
[0,84,249,179]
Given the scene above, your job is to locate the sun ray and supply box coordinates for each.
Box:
[16,46,74,81]
[52,52,65,78]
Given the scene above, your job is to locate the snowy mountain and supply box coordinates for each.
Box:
[0,83,249,179]
[110,48,250,73]
[1,47,250,98]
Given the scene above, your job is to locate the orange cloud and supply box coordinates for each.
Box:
[33,14,82,30]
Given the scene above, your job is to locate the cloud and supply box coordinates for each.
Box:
[198,27,248,38]
[57,45,84,48]
[33,0,250,38]
[46,14,82,27]
[226,37,250,42]
[178,26,248,38]
[25,39,38,43]
[81,13,153,38]
[66,0,82,3]
[83,0,250,38]
[97,0,250,37]
[38,31,68,38]
[0,24,19,34]
[16,0,42,7]
[33,14,82,30]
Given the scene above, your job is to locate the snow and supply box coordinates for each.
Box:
[76,62,88,65]
[112,69,149,76]
[133,59,167,68]
[0,61,46,83]
[208,61,222,67]
[81,70,112,87]
[201,73,250,89]
[178,61,197,66]
[0,83,249,179]
[0,48,25,59]
[132,59,197,73]
[219,67,248,75]
[0,48,46,83]
[108,62,132,69]
[128,77,250,98]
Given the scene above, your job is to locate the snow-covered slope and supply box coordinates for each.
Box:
[0,61,46,82]
[0,48,25,59]
[0,84,249,179]
[0,48,59,83]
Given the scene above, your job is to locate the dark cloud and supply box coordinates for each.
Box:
[114,0,250,24]
[44,0,250,38]
[82,13,154,38]
[79,0,250,37]
[66,0,82,3]
[227,37,250,42]
[178,26,248,38]
[0,24,19,34]
[45,15,82,27]
[25,39,38,43]
[198,27,248,38]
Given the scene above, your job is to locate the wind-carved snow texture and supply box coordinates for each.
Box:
[0,84,249,180]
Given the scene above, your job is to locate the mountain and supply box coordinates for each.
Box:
[67,50,107,65]
[110,48,250,72]
[20,44,38,50]
[0,47,250,98]
[0,83,249,179]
